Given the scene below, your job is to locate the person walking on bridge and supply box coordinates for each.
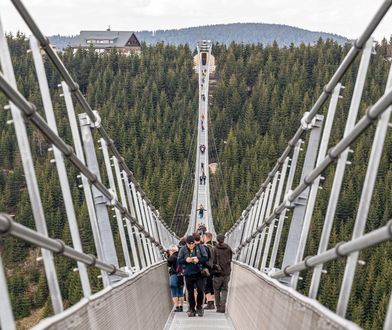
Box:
[212,234,233,313]
[204,232,216,310]
[197,204,205,219]
[167,245,184,312]
[178,235,208,317]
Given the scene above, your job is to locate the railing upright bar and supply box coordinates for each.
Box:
[309,39,373,298]
[336,60,392,317]
[130,183,150,267]
[30,36,92,297]
[384,292,392,330]
[254,183,272,268]
[147,204,158,262]
[79,113,120,282]
[290,83,342,289]
[249,192,265,267]
[113,156,140,271]
[0,251,15,330]
[136,191,152,266]
[282,114,324,285]
[260,171,280,270]
[61,82,109,285]
[123,172,144,269]
[100,138,132,270]
[244,200,258,263]
[269,144,301,270]
[141,198,155,263]
[261,159,288,271]
[0,18,64,313]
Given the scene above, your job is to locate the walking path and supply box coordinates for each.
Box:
[165,303,234,329]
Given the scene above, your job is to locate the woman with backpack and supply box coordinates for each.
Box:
[167,244,184,312]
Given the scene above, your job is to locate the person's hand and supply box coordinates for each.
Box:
[186,257,193,263]
[193,257,199,263]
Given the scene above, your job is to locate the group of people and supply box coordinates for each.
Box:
[166,231,233,317]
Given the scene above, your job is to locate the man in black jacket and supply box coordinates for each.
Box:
[212,234,233,313]
[178,235,208,317]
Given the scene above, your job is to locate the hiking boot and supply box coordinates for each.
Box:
[187,310,196,317]
[216,305,225,313]
[205,301,215,310]
[196,307,204,317]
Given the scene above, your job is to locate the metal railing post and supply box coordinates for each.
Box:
[100,138,132,270]
[135,191,152,266]
[141,199,156,262]
[309,38,373,298]
[336,60,392,317]
[29,36,92,297]
[0,250,15,330]
[269,142,301,270]
[290,83,342,289]
[112,157,140,271]
[282,114,324,285]
[124,174,146,269]
[260,172,280,271]
[249,192,265,267]
[261,159,289,272]
[61,82,110,285]
[384,291,392,330]
[244,201,258,264]
[79,113,120,279]
[0,18,63,313]
[254,184,272,268]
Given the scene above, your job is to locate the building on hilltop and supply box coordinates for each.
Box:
[71,29,141,55]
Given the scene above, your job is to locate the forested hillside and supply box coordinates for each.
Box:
[1,34,391,329]
[49,23,348,49]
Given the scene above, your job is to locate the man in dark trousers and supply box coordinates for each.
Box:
[212,234,233,313]
[178,235,208,317]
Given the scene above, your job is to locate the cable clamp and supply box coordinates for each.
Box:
[284,190,294,208]
[300,111,316,130]
[107,189,117,206]
[91,110,102,128]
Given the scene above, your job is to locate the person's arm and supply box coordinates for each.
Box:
[198,245,208,264]
[177,248,186,266]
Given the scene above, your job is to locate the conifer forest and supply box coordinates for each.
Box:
[1,34,392,329]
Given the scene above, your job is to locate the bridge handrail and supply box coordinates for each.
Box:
[9,0,177,240]
[226,0,392,235]
[0,71,167,253]
[233,83,392,253]
[0,213,129,277]
[270,219,392,279]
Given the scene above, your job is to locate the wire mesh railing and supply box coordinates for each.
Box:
[0,0,178,328]
[226,0,392,328]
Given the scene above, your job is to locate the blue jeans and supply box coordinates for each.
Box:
[169,274,184,298]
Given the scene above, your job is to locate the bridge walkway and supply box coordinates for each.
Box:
[165,303,234,330]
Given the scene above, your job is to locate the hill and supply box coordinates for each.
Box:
[49,23,348,49]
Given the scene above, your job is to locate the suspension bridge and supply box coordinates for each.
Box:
[0,0,392,329]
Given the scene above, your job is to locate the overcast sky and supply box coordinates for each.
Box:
[1,0,391,41]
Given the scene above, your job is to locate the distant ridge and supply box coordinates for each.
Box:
[49,23,348,49]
